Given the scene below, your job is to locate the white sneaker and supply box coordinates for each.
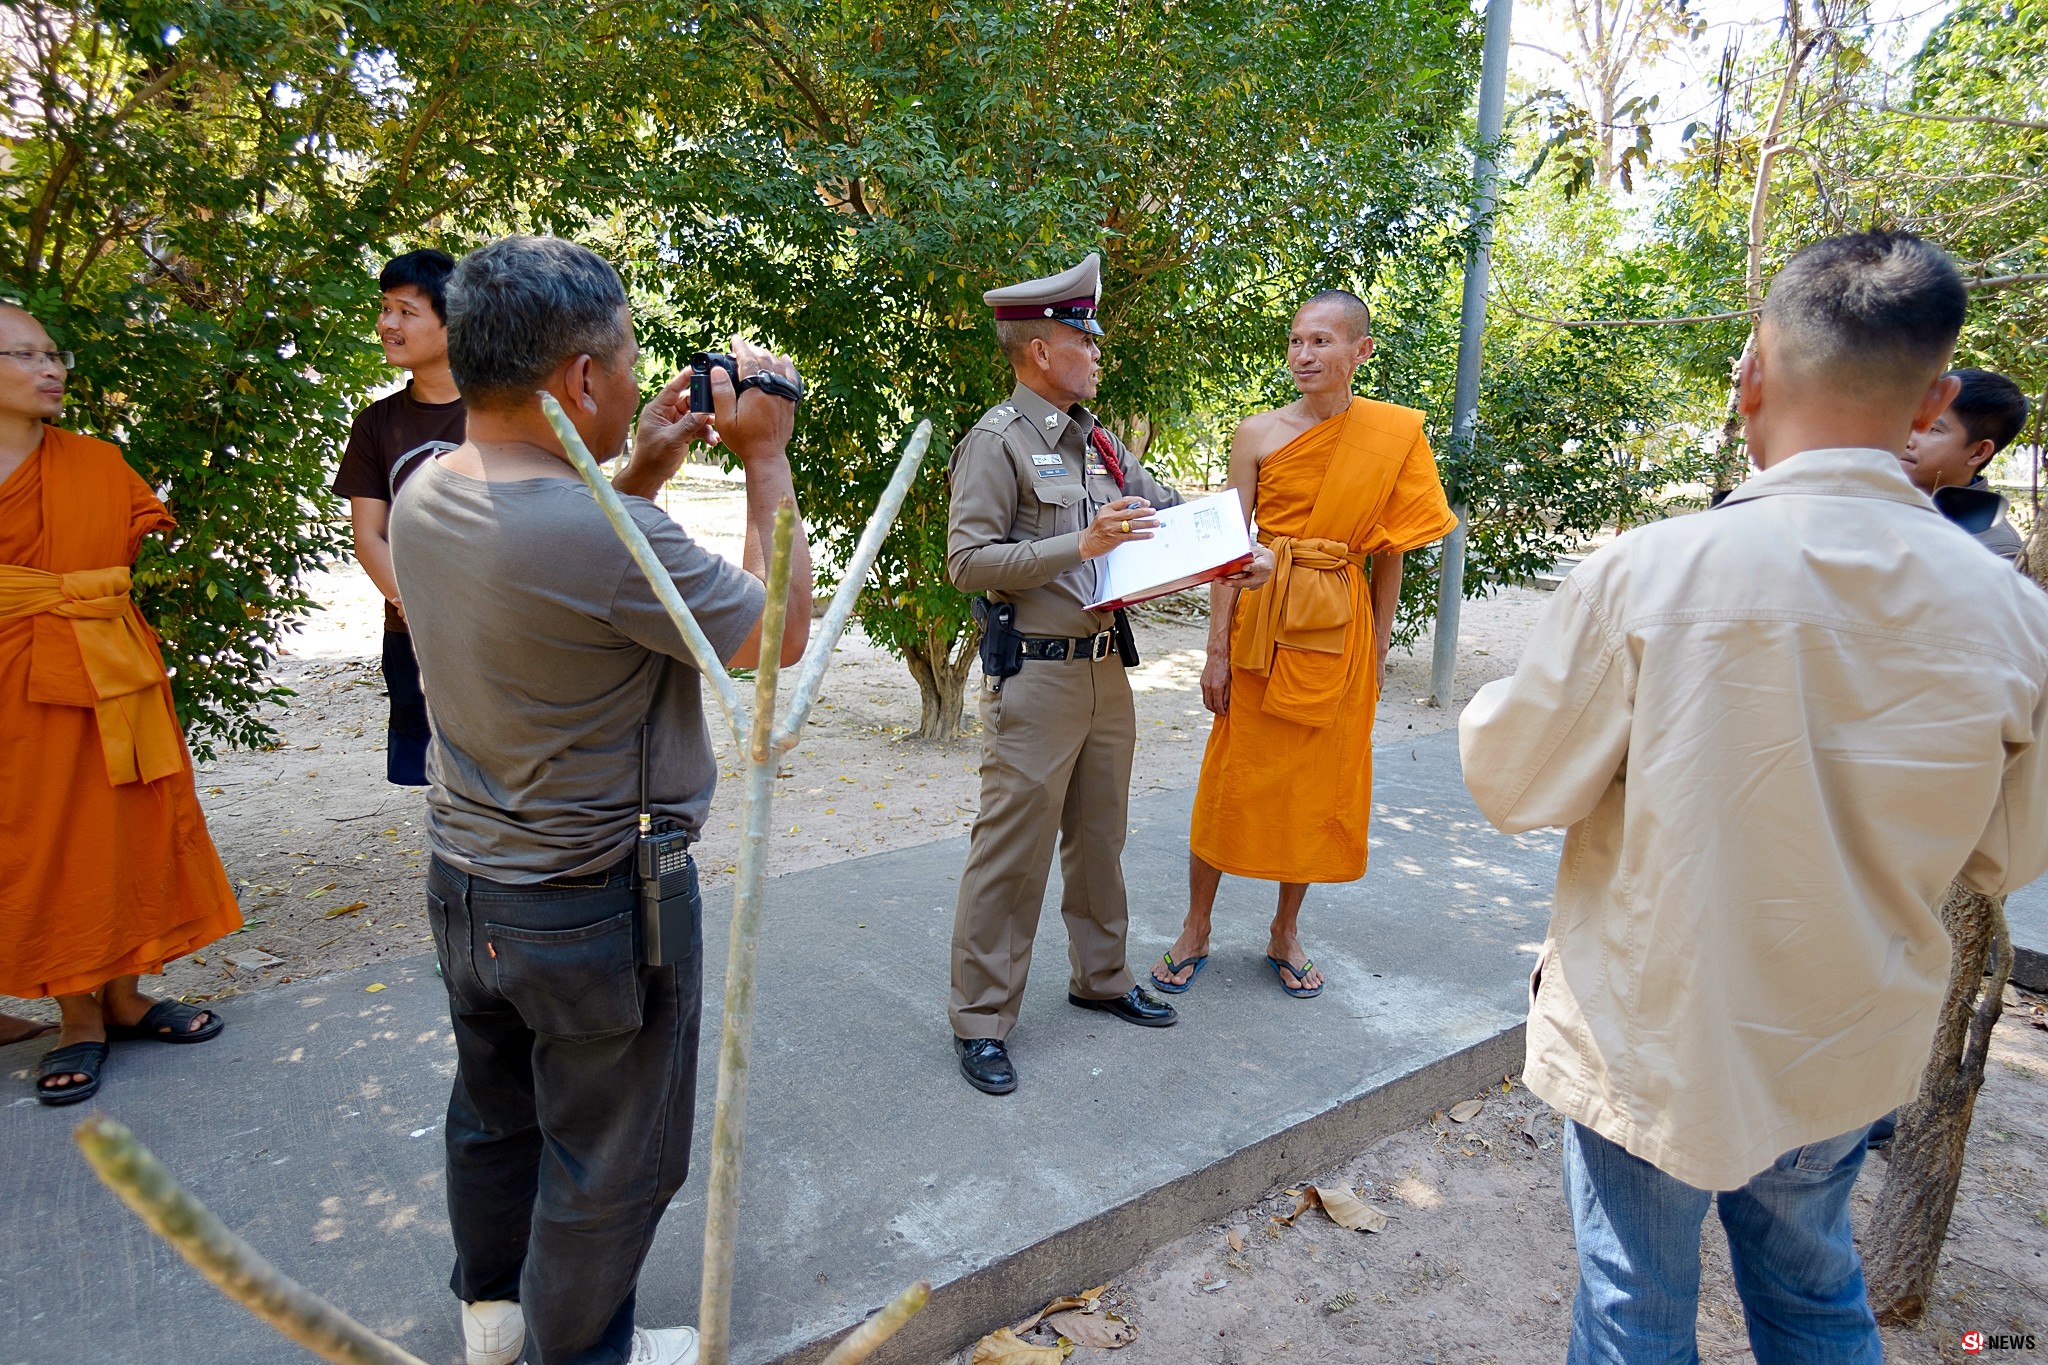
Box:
[627,1325,701,1365]
[461,1299,526,1365]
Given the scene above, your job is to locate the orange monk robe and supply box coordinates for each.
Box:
[0,427,240,999]
[1188,399,1456,884]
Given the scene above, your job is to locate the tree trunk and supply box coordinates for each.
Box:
[903,625,978,741]
[2023,509,2047,592]
[1864,882,2012,1324]
[1712,3,1816,493]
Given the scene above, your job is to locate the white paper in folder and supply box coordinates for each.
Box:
[1086,490,1254,613]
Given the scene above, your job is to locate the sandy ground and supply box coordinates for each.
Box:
[11,470,2048,1361]
[951,993,2048,1365]
[2,466,1550,1014]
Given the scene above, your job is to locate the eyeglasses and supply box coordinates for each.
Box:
[0,349,73,370]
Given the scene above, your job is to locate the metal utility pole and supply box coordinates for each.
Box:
[1429,0,1514,708]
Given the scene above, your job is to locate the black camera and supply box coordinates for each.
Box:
[690,352,737,414]
[689,350,804,414]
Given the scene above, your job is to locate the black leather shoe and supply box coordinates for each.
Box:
[955,1036,1018,1094]
[1068,986,1178,1028]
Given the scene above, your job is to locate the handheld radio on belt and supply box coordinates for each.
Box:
[635,721,700,967]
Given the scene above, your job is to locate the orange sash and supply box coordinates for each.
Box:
[0,562,183,784]
[1229,399,1454,727]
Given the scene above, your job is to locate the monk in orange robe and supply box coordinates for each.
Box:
[1152,291,1454,999]
[0,303,240,1104]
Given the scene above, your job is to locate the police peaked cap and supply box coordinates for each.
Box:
[984,253,1105,336]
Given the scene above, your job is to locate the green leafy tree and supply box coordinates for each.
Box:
[0,0,703,752]
[631,0,1483,738]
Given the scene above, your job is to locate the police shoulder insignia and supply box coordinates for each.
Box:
[974,404,1020,433]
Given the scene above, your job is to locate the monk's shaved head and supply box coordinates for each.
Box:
[1760,233,1964,398]
[0,300,65,423]
[1299,289,1372,341]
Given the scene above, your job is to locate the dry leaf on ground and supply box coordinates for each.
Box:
[323,901,367,918]
[1312,1184,1388,1233]
[1226,1226,1246,1252]
[1012,1284,1113,1334]
[1013,1299,1084,1334]
[1045,1310,1138,1348]
[1276,1185,1386,1233]
[971,1328,1070,1363]
[1448,1098,1485,1123]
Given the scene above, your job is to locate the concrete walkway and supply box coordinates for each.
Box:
[1,729,1559,1365]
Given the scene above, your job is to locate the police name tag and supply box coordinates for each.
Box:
[1031,453,1064,466]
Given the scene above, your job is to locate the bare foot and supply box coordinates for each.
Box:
[100,977,215,1036]
[0,1012,57,1047]
[1266,934,1325,993]
[1150,925,1211,989]
[41,997,107,1096]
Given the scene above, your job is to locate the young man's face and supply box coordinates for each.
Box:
[377,285,448,373]
[1900,407,1994,493]
[0,309,68,423]
[1287,301,1373,397]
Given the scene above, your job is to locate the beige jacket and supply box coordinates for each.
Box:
[1460,448,2048,1190]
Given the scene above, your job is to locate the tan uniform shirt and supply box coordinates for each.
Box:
[946,383,1181,639]
[1459,447,2048,1191]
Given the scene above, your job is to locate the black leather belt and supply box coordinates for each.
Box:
[535,851,637,889]
[1020,632,1114,662]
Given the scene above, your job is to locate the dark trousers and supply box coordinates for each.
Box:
[382,629,432,786]
[426,855,702,1365]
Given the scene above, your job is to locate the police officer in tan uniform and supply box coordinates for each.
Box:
[945,253,1272,1094]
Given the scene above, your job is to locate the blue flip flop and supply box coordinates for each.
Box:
[1151,951,1208,995]
[1266,955,1323,999]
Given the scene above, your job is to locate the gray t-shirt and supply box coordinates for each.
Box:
[390,457,764,883]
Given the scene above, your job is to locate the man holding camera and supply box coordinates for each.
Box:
[944,252,1271,1095]
[390,235,811,1365]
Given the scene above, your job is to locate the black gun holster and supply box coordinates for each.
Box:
[972,597,1023,681]
[1111,608,1140,668]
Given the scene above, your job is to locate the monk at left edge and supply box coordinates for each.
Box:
[0,301,240,1105]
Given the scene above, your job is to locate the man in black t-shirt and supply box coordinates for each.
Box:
[332,249,465,785]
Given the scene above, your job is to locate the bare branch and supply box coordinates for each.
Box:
[817,1282,932,1365]
[1499,300,1757,328]
[74,1117,430,1365]
[1845,98,2048,133]
[1967,272,2048,292]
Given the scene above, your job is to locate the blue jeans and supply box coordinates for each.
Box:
[382,629,432,786]
[1563,1120,1881,1365]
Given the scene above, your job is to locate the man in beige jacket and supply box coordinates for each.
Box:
[1461,232,2048,1363]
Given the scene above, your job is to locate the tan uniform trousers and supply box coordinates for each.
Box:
[949,648,1138,1040]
